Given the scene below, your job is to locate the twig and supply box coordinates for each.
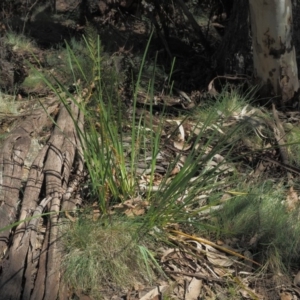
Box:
[166,270,226,282]
[260,157,300,176]
[22,0,41,34]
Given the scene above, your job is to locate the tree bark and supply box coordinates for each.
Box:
[214,0,251,75]
[249,0,299,104]
[0,97,85,300]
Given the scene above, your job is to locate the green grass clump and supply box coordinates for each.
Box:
[44,39,95,86]
[212,181,300,270]
[48,32,248,294]
[20,71,47,93]
[62,218,157,298]
[5,32,37,52]
[51,34,257,291]
[0,93,18,115]
[286,125,300,165]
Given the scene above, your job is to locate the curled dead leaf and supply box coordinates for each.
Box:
[139,285,169,300]
[173,140,192,151]
[170,164,181,175]
[280,291,293,300]
[206,250,234,267]
[185,277,202,300]
[286,186,298,211]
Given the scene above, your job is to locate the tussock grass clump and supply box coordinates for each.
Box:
[55,35,259,292]
[62,218,156,297]
[54,33,249,294]
[21,71,46,93]
[212,181,300,270]
[5,32,37,52]
[286,125,300,165]
[0,93,18,115]
[42,37,98,88]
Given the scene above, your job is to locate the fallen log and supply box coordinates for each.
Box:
[0,96,85,300]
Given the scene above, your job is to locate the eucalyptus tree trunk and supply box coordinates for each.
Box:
[249,0,299,104]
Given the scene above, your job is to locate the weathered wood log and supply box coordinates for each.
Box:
[0,97,85,300]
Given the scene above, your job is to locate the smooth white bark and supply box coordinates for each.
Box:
[249,0,299,102]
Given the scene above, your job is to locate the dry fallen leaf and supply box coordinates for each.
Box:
[243,250,253,271]
[185,277,202,300]
[286,186,298,211]
[206,250,234,267]
[170,164,181,175]
[294,270,300,286]
[92,209,101,221]
[213,267,234,277]
[280,291,293,300]
[111,197,149,216]
[173,140,192,151]
[139,285,169,300]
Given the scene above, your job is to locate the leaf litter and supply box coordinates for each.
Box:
[75,89,300,299]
